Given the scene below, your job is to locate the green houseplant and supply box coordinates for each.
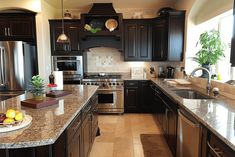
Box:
[29,75,45,100]
[193,30,225,77]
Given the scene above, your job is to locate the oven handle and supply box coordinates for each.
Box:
[55,60,80,63]
[98,89,123,92]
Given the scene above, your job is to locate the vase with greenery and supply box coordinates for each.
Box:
[193,30,225,78]
[29,75,45,100]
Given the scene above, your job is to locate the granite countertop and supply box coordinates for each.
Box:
[150,78,235,151]
[0,85,98,149]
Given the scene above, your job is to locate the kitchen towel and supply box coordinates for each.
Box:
[53,71,63,90]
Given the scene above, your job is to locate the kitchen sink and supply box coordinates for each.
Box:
[173,89,212,99]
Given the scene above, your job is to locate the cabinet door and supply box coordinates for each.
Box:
[168,12,185,61]
[124,87,139,112]
[0,19,8,38]
[137,23,152,61]
[82,114,91,157]
[124,22,138,61]
[139,81,153,112]
[49,21,80,56]
[8,17,35,40]
[67,129,82,157]
[167,108,177,156]
[152,19,167,61]
[65,23,80,53]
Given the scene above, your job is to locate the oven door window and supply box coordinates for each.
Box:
[98,93,114,104]
[57,61,77,71]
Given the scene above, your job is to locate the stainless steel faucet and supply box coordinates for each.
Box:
[190,67,211,94]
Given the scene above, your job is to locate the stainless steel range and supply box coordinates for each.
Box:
[82,73,124,114]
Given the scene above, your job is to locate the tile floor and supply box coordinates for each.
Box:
[89,114,172,157]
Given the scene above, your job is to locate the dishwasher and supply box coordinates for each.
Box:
[176,109,201,157]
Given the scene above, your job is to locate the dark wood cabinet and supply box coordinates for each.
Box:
[49,20,81,56]
[152,18,167,61]
[138,81,155,112]
[0,13,36,41]
[124,81,139,112]
[67,113,82,157]
[124,19,152,61]
[207,132,235,157]
[67,129,82,157]
[124,80,156,113]
[152,83,178,156]
[152,11,185,61]
[82,113,91,157]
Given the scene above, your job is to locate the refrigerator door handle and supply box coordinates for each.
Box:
[0,48,6,86]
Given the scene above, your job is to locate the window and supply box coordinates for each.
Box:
[195,10,233,81]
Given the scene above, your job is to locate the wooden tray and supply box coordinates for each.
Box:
[46,90,71,98]
[21,98,59,109]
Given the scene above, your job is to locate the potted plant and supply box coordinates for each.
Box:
[193,30,225,77]
[29,75,45,100]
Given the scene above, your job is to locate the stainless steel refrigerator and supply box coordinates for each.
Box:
[0,41,38,92]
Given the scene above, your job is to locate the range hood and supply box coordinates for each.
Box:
[80,3,123,51]
[88,3,117,15]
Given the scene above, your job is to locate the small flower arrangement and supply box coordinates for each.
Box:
[47,83,57,92]
[29,75,45,100]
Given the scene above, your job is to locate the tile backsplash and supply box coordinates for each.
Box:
[85,47,184,78]
[86,47,131,73]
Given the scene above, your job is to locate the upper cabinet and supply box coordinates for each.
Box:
[79,3,123,51]
[152,10,185,61]
[0,13,36,42]
[124,19,152,61]
[49,20,81,56]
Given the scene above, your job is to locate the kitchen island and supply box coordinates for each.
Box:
[0,85,99,157]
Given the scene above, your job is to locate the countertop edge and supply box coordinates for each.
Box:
[0,86,98,149]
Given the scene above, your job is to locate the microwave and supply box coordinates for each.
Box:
[52,56,83,81]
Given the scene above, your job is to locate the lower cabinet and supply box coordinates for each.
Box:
[201,127,235,157]
[81,111,91,157]
[152,83,178,156]
[124,80,156,113]
[67,128,82,157]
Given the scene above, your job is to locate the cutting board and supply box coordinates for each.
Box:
[21,98,59,109]
[174,79,191,85]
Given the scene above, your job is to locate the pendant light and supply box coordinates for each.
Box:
[57,0,70,43]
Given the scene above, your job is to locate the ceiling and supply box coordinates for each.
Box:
[44,0,177,10]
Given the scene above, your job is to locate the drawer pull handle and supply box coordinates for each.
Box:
[207,142,223,157]
[4,28,7,36]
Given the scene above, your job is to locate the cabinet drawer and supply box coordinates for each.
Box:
[208,133,235,157]
[82,103,91,120]
[124,81,138,87]
[67,113,82,143]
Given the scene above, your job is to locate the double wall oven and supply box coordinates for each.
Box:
[52,56,83,84]
[82,74,124,114]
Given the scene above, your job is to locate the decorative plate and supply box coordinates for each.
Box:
[89,19,104,29]
[105,19,118,32]
[0,115,32,133]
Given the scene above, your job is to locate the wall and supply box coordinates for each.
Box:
[36,0,57,83]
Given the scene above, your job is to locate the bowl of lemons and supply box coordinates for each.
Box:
[0,109,25,126]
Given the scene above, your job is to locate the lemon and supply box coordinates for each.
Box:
[15,112,23,121]
[3,118,15,124]
[6,109,16,119]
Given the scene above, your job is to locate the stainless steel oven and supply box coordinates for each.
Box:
[52,56,83,83]
[82,73,124,114]
[97,89,123,113]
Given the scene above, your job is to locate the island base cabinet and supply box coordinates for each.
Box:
[67,129,82,157]
[0,132,67,157]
